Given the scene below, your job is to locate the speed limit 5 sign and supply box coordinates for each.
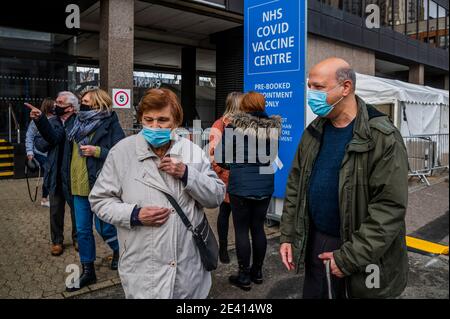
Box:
[112,89,131,109]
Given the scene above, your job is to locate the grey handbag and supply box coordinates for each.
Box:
[162,192,219,271]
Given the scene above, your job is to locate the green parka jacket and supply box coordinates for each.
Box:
[280,96,409,298]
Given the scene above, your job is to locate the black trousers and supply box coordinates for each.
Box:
[229,195,271,269]
[217,201,232,243]
[49,190,77,245]
[302,227,346,299]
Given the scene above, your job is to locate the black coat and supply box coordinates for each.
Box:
[35,112,125,202]
[217,111,281,198]
[34,114,75,206]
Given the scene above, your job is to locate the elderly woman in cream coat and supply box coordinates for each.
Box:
[89,88,225,299]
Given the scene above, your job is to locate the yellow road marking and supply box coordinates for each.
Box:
[406,236,449,255]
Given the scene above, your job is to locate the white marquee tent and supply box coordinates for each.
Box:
[355,73,449,137]
[355,73,449,177]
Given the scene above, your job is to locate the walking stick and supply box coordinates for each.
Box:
[325,259,333,299]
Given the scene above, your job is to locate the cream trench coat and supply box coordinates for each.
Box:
[89,132,226,299]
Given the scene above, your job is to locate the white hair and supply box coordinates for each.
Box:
[58,91,79,111]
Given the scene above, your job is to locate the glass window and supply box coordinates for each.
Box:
[379,0,395,28]
[364,0,395,29]
[393,0,407,34]
[437,6,447,48]
[0,26,76,137]
[0,56,70,138]
[428,1,438,46]
[446,10,450,49]
[406,0,419,39]
[198,76,216,88]
[75,66,100,93]
[438,34,448,48]
[417,0,429,43]
[0,26,75,55]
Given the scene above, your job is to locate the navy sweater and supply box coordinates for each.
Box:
[308,120,355,237]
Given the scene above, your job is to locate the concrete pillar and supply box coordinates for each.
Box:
[409,64,425,86]
[181,47,197,127]
[99,0,134,130]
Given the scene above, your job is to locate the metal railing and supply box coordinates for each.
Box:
[8,103,20,144]
[427,133,449,170]
[404,133,449,186]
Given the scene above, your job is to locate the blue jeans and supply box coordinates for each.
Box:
[73,195,119,263]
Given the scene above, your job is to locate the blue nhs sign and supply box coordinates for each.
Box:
[247,1,301,75]
[244,0,307,199]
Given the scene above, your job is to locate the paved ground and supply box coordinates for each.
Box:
[73,241,449,299]
[0,179,118,299]
[0,175,448,299]
[0,177,278,299]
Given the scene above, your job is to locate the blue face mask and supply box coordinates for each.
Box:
[307,85,344,117]
[142,127,172,148]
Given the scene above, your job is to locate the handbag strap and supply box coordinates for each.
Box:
[162,191,194,232]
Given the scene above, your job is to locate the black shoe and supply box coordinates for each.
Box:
[250,265,263,284]
[66,263,97,292]
[219,241,230,264]
[111,250,119,270]
[229,266,251,291]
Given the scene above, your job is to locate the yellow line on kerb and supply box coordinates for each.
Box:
[406,236,449,255]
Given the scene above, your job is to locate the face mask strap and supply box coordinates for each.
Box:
[328,83,345,108]
[330,95,345,108]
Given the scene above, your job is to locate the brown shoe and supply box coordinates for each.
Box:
[51,244,64,256]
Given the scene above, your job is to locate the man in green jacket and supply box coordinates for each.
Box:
[280,57,409,299]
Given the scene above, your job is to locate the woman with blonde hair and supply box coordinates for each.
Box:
[217,91,281,291]
[65,88,125,292]
[209,92,243,263]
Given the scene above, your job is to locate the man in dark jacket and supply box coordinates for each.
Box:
[279,58,409,299]
[26,91,79,256]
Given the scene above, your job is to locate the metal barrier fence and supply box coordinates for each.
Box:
[404,134,449,186]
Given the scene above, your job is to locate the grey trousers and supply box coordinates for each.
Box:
[49,190,77,245]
